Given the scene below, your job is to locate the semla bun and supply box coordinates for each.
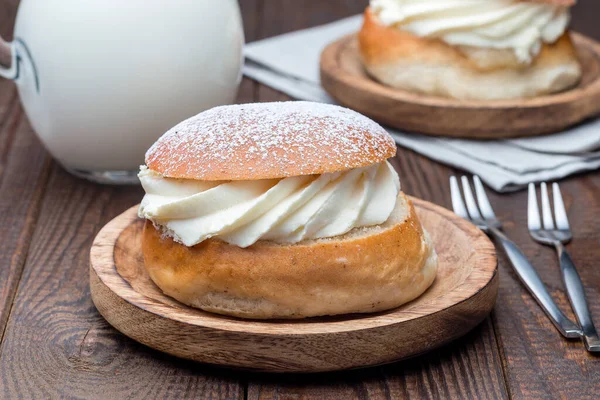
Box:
[140,102,437,319]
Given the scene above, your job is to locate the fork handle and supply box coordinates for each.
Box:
[489,227,582,339]
[556,244,600,351]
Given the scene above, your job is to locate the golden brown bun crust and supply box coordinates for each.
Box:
[359,9,582,100]
[146,102,396,181]
[142,194,437,319]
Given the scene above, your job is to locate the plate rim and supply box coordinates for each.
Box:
[90,198,498,336]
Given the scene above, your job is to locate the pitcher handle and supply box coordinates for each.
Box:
[0,36,18,80]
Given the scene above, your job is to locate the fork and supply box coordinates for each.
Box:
[450,176,582,339]
[528,182,600,352]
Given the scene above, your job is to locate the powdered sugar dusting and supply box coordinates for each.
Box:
[146,101,396,180]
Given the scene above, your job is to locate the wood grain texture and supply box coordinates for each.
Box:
[571,0,600,41]
[0,0,598,398]
[388,146,511,400]
[247,319,508,400]
[479,179,600,400]
[255,0,369,102]
[0,1,249,397]
[90,199,498,373]
[0,0,49,343]
[249,0,510,397]
[321,33,600,139]
[0,0,18,39]
[0,166,244,399]
[237,0,261,105]
[0,88,50,342]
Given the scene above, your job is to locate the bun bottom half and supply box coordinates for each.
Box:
[358,9,582,100]
[141,193,438,319]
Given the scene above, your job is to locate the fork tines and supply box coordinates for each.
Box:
[528,182,571,232]
[450,175,496,224]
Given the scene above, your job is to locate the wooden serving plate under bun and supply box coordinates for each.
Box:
[320,33,600,139]
[90,198,497,373]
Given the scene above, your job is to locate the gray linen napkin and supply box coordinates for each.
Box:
[244,16,600,192]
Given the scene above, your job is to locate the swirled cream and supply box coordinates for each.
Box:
[370,0,571,63]
[138,162,401,248]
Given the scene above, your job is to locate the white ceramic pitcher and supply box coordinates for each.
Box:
[0,0,244,184]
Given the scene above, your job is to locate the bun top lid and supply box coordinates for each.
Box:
[145,101,397,181]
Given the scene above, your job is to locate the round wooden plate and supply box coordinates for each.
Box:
[320,33,600,139]
[90,198,497,373]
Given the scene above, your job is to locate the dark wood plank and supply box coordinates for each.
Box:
[399,153,596,400]
[379,322,506,400]
[0,1,256,398]
[0,90,51,341]
[0,0,598,398]
[383,155,509,400]
[392,3,600,395]
[247,369,377,400]
[0,0,18,39]
[0,166,245,399]
[249,1,600,398]
[479,176,600,399]
[389,21,600,398]
[237,0,262,104]
[247,320,507,400]
[248,2,508,397]
[572,0,600,40]
[255,0,369,102]
[0,0,50,343]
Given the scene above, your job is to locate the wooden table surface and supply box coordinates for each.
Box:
[1,1,599,399]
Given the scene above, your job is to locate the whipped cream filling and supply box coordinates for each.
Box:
[370,0,570,63]
[138,162,401,248]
